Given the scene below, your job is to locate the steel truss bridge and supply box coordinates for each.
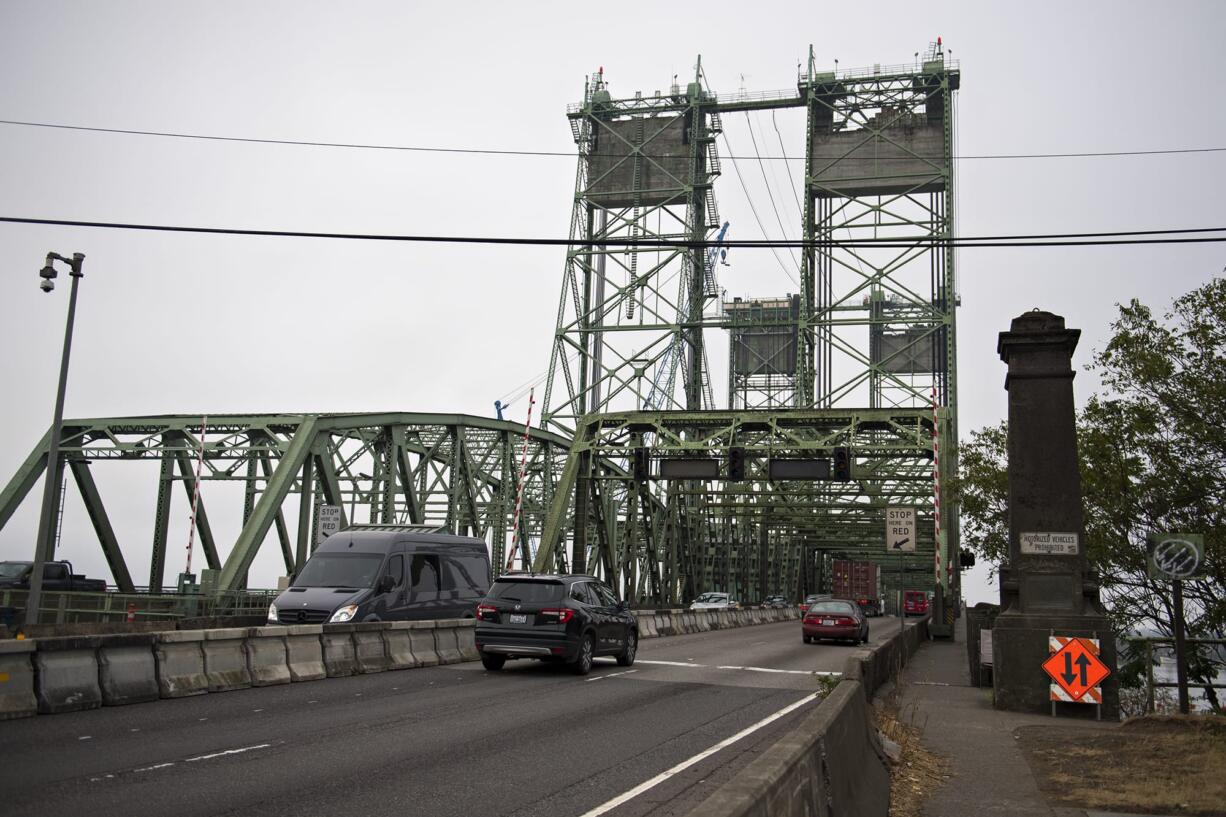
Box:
[535,44,963,632]
[0,414,570,593]
[532,408,945,608]
[1,44,962,633]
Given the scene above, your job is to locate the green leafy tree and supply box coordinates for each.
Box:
[955,278,1225,712]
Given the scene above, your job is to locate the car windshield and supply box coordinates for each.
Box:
[488,579,564,604]
[292,553,384,588]
[0,562,31,578]
[811,601,857,615]
[694,593,727,603]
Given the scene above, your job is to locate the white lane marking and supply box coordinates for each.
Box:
[78,736,92,741]
[91,743,275,783]
[717,665,842,677]
[134,762,175,773]
[184,743,272,763]
[586,669,639,683]
[638,659,841,678]
[577,691,822,817]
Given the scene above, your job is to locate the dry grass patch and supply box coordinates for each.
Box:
[1017,715,1226,816]
[876,697,950,817]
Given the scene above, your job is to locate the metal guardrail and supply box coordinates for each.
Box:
[1124,636,1226,713]
[1,588,279,625]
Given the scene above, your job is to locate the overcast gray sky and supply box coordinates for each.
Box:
[1,1,1223,604]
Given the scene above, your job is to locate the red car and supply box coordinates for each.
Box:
[903,590,929,616]
[802,599,870,645]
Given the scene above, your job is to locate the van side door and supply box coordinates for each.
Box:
[408,552,444,620]
[441,552,487,618]
[380,552,408,619]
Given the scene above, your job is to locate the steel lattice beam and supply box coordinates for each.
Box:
[0,413,573,592]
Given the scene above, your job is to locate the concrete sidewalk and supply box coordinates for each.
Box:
[887,620,1169,817]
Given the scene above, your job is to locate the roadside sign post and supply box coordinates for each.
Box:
[886,506,916,636]
[1172,579,1190,715]
[1147,532,1205,715]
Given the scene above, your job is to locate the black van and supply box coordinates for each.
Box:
[267,526,490,625]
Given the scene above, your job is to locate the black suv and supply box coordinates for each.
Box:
[474,574,637,675]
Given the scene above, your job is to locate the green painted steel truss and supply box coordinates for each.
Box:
[533,407,946,607]
[0,413,572,592]
[536,47,962,623]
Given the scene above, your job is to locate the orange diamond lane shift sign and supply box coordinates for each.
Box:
[1042,638,1111,702]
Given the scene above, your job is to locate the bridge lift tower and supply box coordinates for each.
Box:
[535,44,962,634]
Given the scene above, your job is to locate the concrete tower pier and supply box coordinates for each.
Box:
[992,310,1119,718]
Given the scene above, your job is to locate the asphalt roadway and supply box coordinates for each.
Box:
[0,617,896,817]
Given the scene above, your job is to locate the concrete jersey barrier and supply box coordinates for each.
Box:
[685,681,889,817]
[0,639,37,719]
[682,614,928,817]
[6,602,803,719]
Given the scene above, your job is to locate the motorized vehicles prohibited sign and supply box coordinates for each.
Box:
[1042,636,1111,704]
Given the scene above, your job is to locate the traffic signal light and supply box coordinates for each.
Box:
[632,447,650,481]
[832,447,851,481]
[727,446,746,480]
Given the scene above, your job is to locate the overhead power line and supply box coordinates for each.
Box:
[2,119,1224,161]
[3,216,1226,248]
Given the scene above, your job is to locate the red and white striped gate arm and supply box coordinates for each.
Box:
[505,389,535,572]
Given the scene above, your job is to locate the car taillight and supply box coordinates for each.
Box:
[837,616,856,626]
[540,608,574,624]
[477,603,497,620]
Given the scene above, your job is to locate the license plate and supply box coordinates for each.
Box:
[822,619,835,626]
[508,613,528,624]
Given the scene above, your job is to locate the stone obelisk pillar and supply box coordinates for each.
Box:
[992,310,1119,718]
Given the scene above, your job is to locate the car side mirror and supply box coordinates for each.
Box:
[377,575,395,594]
[616,600,629,613]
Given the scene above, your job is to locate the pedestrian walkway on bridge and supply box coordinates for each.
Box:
[886,620,1203,817]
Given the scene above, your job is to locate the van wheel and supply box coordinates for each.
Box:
[571,634,595,675]
[481,653,506,671]
[616,631,637,666]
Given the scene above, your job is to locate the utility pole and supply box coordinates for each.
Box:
[25,252,86,628]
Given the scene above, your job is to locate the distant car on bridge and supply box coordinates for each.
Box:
[903,590,930,617]
[802,599,870,646]
[474,574,637,675]
[0,560,107,593]
[689,592,741,611]
[799,593,832,613]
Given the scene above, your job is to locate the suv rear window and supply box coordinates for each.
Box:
[488,579,564,604]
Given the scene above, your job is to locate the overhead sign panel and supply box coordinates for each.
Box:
[768,459,831,480]
[659,458,721,480]
[886,506,916,552]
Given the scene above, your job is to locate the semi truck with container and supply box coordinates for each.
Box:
[832,559,883,616]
